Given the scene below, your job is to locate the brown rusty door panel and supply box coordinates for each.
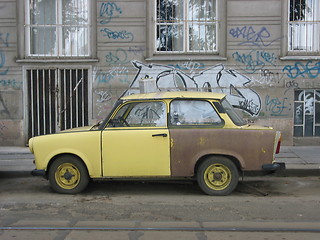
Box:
[169,128,276,176]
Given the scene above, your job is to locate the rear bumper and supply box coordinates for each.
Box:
[262,162,286,172]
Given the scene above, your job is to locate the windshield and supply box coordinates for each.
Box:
[221,98,247,126]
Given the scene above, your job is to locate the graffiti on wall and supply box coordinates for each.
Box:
[1,32,21,90]
[265,95,289,117]
[99,2,122,24]
[232,50,277,74]
[94,66,129,84]
[105,48,130,65]
[0,121,8,136]
[100,28,134,42]
[0,32,9,47]
[125,61,261,116]
[282,61,320,79]
[229,26,281,47]
[168,60,206,75]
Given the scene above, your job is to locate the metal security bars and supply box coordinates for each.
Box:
[294,90,320,137]
[156,0,217,53]
[27,68,89,139]
[59,69,89,131]
[288,0,320,52]
[26,0,90,57]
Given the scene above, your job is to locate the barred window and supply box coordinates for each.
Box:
[288,0,320,52]
[294,90,320,137]
[156,0,217,53]
[26,0,90,57]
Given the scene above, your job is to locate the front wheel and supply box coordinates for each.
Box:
[48,155,89,194]
[197,157,239,196]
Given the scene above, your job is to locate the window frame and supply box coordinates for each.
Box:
[294,89,320,137]
[281,0,320,59]
[168,99,224,128]
[146,0,227,61]
[17,0,97,61]
[109,100,168,128]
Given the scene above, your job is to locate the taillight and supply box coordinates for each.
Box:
[276,135,282,154]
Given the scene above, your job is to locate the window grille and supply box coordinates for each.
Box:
[288,0,320,52]
[27,68,89,138]
[294,89,320,137]
[156,0,217,53]
[26,0,90,57]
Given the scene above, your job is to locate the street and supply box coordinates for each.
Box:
[1,172,320,239]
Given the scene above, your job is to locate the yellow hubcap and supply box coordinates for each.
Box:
[204,163,232,190]
[55,163,80,190]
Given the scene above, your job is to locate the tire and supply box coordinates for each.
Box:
[48,155,89,194]
[197,156,239,196]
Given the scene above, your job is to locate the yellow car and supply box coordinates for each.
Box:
[29,92,284,196]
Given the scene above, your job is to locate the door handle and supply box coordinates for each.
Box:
[152,133,167,137]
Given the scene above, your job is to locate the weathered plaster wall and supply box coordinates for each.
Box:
[0,0,319,146]
[0,1,24,145]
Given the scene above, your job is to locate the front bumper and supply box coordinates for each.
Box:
[262,162,286,172]
[31,169,46,177]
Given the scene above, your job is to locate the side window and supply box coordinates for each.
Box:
[111,101,167,127]
[169,100,223,126]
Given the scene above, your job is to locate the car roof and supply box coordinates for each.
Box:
[121,91,226,101]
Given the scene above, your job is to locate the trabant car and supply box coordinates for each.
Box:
[29,92,283,196]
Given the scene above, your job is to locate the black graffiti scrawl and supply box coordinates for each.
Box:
[125,61,261,116]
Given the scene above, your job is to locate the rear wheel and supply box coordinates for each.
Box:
[48,155,89,194]
[197,157,239,196]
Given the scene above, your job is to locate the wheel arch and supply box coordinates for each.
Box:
[47,153,89,177]
[194,154,242,177]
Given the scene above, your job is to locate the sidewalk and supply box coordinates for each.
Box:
[0,146,319,172]
[0,147,34,172]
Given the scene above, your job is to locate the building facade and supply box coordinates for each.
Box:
[0,0,319,146]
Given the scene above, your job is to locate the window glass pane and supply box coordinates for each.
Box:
[188,0,216,21]
[304,90,315,115]
[31,0,56,25]
[289,0,306,21]
[170,100,222,126]
[63,0,88,25]
[294,126,303,136]
[157,25,183,51]
[315,102,320,124]
[62,27,88,56]
[30,27,57,55]
[316,126,320,136]
[294,90,303,101]
[304,115,314,136]
[189,24,216,51]
[157,0,183,21]
[221,98,247,126]
[316,90,320,101]
[294,102,304,125]
[126,102,166,127]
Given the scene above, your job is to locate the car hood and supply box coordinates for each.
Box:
[61,126,93,133]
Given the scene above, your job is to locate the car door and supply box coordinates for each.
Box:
[102,100,170,177]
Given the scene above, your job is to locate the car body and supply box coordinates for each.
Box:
[29,91,284,195]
